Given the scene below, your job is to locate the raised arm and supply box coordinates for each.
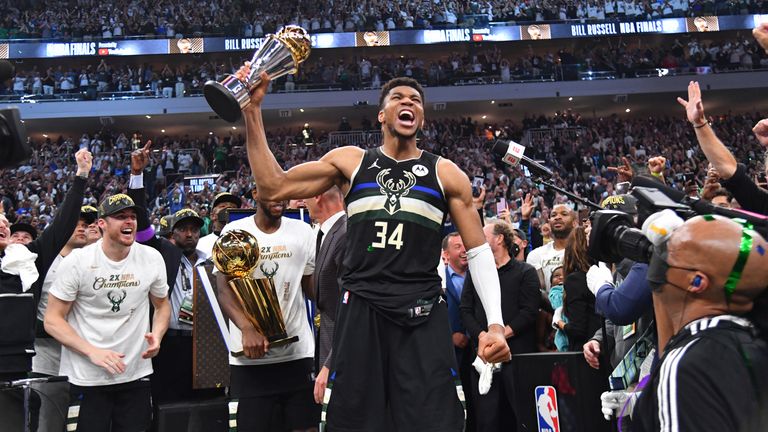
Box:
[676,81,737,179]
[238,68,359,200]
[438,158,510,363]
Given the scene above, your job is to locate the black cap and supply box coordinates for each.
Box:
[157,215,173,237]
[513,228,527,242]
[211,192,242,210]
[10,223,37,240]
[80,205,98,224]
[172,208,204,231]
[98,194,140,218]
[601,194,638,215]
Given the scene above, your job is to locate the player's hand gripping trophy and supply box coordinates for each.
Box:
[203,25,311,122]
[213,229,298,357]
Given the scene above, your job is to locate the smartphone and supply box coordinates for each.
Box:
[472,176,484,197]
[522,166,531,178]
[496,198,507,215]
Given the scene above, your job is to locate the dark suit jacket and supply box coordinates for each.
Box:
[460,258,540,355]
[314,214,346,369]
[128,186,181,295]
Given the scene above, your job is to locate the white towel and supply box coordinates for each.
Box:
[472,356,501,395]
[1,244,39,292]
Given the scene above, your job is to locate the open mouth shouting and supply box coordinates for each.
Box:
[397,109,416,128]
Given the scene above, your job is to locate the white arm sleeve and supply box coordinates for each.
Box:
[467,243,504,327]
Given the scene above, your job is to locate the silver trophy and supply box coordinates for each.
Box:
[204,25,311,123]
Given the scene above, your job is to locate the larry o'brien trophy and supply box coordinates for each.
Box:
[212,229,298,356]
[203,25,311,123]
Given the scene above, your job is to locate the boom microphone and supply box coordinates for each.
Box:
[490,140,554,178]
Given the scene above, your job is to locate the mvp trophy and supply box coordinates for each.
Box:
[204,25,311,123]
[212,229,298,356]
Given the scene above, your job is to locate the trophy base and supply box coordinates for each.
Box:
[229,335,299,357]
[204,80,243,123]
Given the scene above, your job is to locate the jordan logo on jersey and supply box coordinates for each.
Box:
[376,168,417,215]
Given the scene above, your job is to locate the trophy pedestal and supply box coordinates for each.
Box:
[204,79,247,123]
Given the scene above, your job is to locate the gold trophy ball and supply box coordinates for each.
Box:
[212,229,261,278]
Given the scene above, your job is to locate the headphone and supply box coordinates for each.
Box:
[693,275,702,287]
[511,242,520,258]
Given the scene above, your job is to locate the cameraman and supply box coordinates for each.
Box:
[677,82,768,215]
[632,213,768,432]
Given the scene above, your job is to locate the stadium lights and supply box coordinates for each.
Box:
[568,97,573,101]
[232,126,237,130]
[299,108,305,112]
[209,131,213,135]
[482,115,487,119]
[491,100,495,104]
[161,129,165,133]
[42,134,48,138]
[145,115,151,119]
[625,108,631,113]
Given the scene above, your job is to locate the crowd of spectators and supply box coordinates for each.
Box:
[2,107,764,245]
[0,0,764,40]
[3,33,766,99]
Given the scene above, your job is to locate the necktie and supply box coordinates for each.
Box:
[316,229,324,258]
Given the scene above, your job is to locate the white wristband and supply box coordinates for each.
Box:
[129,173,144,189]
[467,243,504,327]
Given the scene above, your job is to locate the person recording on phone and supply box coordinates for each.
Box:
[677,81,768,215]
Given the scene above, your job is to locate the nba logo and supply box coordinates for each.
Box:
[534,386,560,432]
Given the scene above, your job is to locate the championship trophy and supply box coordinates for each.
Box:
[212,229,298,354]
[204,25,312,123]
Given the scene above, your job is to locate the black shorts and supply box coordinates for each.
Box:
[67,377,151,432]
[325,291,465,432]
[229,359,320,431]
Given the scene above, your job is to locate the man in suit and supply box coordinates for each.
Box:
[304,186,347,405]
[442,232,469,367]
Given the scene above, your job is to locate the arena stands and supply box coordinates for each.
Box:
[0,0,764,40]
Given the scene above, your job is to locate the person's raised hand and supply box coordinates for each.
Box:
[521,193,534,220]
[752,119,768,147]
[647,156,666,176]
[131,140,152,175]
[234,62,271,110]
[607,156,634,183]
[74,148,93,177]
[472,185,486,210]
[478,324,511,363]
[676,81,706,126]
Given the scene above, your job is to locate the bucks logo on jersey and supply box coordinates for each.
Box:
[376,168,417,215]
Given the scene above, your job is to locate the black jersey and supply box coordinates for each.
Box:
[342,147,448,324]
[633,315,768,432]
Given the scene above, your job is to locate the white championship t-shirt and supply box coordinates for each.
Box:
[526,242,565,292]
[196,232,218,260]
[219,216,315,366]
[49,240,168,386]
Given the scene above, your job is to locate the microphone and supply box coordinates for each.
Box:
[490,140,554,178]
[0,60,14,82]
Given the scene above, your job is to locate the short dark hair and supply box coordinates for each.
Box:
[378,77,425,109]
[442,231,460,251]
[711,187,732,201]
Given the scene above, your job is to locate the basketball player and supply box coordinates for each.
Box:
[234,67,509,431]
